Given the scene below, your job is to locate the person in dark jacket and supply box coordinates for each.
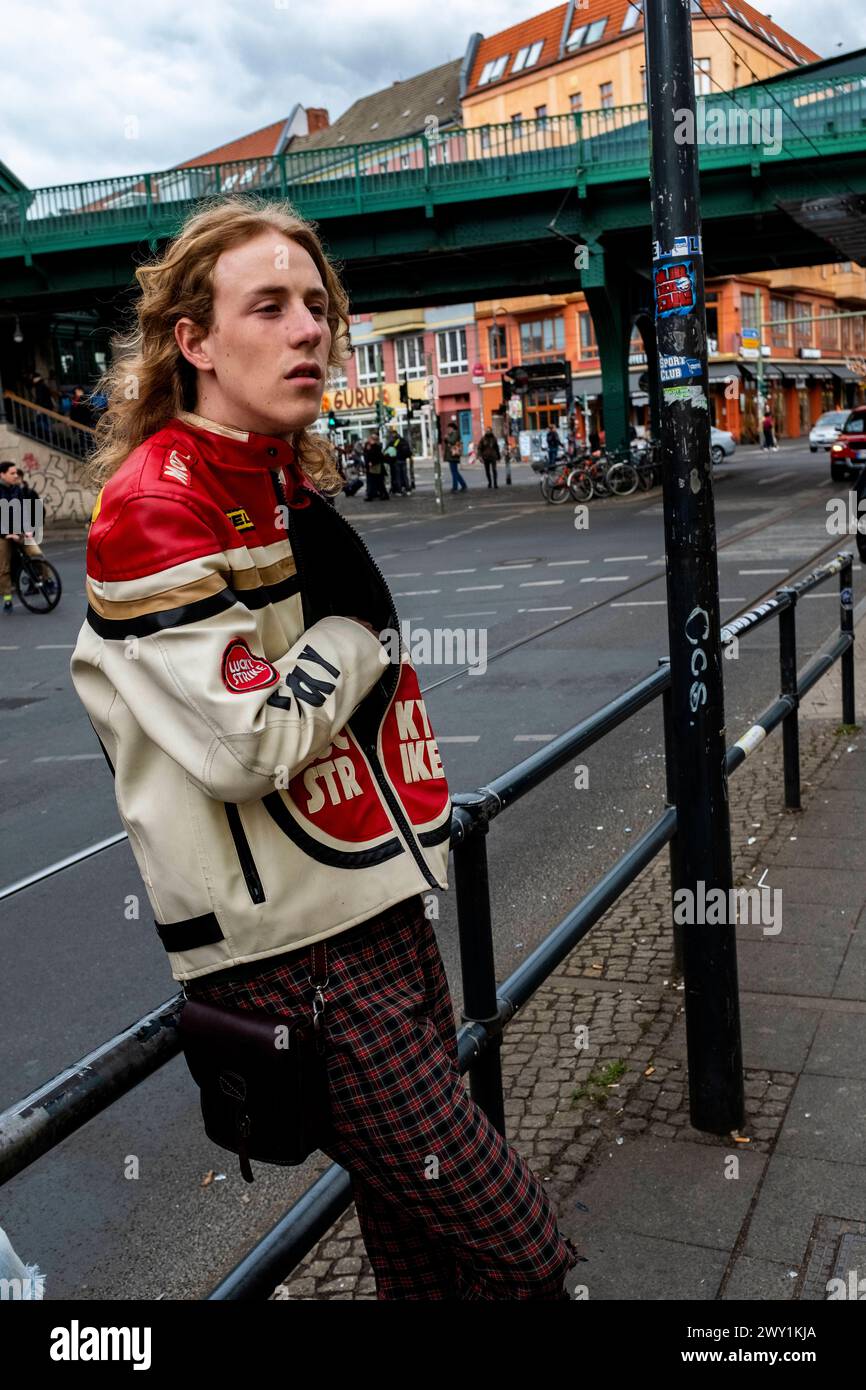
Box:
[363,431,389,500]
[545,426,561,469]
[477,429,501,488]
[0,460,49,610]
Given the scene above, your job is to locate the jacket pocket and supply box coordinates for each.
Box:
[224,803,267,904]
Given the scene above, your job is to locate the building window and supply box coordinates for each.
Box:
[694,58,712,95]
[535,104,548,128]
[740,290,762,340]
[511,112,524,138]
[586,18,608,43]
[640,68,647,103]
[513,40,543,73]
[600,82,614,109]
[621,2,642,32]
[478,54,509,85]
[437,328,468,376]
[400,152,412,170]
[578,311,597,356]
[395,334,425,379]
[355,342,384,385]
[566,25,588,50]
[570,91,583,113]
[770,296,790,347]
[489,324,508,367]
[793,302,812,348]
[818,311,839,351]
[520,317,565,359]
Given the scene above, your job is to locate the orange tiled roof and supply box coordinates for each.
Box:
[176,118,291,170]
[465,1,819,96]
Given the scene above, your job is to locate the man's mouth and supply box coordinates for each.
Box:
[284,363,323,382]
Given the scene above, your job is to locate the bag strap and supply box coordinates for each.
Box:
[308,940,329,1055]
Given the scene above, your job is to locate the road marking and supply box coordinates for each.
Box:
[611,600,666,607]
[604,555,648,562]
[514,734,555,742]
[518,605,573,613]
[756,471,794,486]
[802,592,838,599]
[547,559,590,566]
[456,584,503,592]
[519,579,564,587]
[384,572,422,579]
[591,575,629,582]
[738,569,790,575]
[33,754,103,762]
[442,610,498,617]
[394,589,440,596]
[435,568,476,575]
[436,735,480,743]
[492,562,534,570]
[36,644,75,649]
[0,645,19,650]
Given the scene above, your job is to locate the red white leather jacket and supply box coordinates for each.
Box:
[70,411,452,982]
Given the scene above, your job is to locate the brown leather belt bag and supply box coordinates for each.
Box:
[178,941,330,1182]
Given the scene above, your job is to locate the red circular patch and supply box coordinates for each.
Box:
[221,637,280,692]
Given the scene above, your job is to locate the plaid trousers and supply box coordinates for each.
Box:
[185,893,582,1300]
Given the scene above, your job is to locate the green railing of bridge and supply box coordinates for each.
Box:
[1,73,864,258]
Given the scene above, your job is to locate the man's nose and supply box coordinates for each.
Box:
[287,306,324,347]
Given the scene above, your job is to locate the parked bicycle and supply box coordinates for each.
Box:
[567,449,639,501]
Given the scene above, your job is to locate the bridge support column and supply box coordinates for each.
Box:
[582,246,635,454]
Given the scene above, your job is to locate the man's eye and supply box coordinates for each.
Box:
[256,304,280,314]
[309,303,328,318]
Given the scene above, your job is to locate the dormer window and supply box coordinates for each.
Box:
[568,17,608,48]
[478,53,510,84]
[621,2,642,32]
[513,39,543,72]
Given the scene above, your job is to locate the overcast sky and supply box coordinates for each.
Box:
[2,0,864,189]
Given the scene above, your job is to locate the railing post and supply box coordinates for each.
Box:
[840,555,856,725]
[144,172,153,236]
[777,587,801,810]
[658,657,684,975]
[354,146,362,213]
[450,791,506,1138]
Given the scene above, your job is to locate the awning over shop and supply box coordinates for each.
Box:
[831,365,859,382]
[572,370,650,400]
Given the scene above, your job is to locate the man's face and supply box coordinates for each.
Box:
[179,231,332,437]
[1,467,17,487]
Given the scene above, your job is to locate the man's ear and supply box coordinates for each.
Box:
[174,317,213,374]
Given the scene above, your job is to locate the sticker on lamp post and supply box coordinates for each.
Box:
[654,259,696,319]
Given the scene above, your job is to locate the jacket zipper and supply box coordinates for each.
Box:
[282,475,441,891]
[224,803,267,904]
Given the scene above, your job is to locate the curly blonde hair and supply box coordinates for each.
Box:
[85,194,350,493]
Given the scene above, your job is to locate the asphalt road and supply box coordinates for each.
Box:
[0,439,857,1299]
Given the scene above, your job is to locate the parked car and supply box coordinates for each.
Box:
[809,409,849,453]
[710,426,736,466]
[829,406,866,481]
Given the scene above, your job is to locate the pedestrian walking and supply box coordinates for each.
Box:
[477,428,500,488]
[67,195,581,1299]
[444,416,467,492]
[761,408,778,452]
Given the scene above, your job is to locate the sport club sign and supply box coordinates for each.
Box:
[321,383,399,413]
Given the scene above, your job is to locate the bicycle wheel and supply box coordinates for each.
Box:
[568,468,594,502]
[637,465,654,492]
[606,461,639,497]
[16,557,62,612]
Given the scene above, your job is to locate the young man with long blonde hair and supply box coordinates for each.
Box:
[70,195,581,1300]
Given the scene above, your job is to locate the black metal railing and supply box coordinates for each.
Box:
[0,550,856,1299]
[2,391,96,461]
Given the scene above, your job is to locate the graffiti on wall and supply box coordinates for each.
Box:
[18,447,96,525]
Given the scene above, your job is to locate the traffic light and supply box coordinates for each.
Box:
[327,411,337,430]
[385,405,395,420]
[502,375,513,402]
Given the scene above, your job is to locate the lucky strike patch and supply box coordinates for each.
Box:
[221,637,280,693]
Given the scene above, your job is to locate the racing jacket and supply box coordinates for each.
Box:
[69,411,452,982]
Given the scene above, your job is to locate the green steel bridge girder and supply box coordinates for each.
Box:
[2,153,865,313]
